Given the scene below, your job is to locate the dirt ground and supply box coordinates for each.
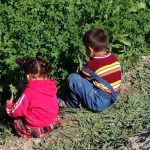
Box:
[0,56,150,150]
[0,108,82,150]
[0,75,83,149]
[129,132,150,150]
[122,56,150,150]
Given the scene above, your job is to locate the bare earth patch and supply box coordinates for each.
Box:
[0,108,82,150]
[128,132,150,150]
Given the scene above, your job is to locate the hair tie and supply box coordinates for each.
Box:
[22,59,27,66]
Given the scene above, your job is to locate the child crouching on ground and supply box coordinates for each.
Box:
[6,57,61,138]
[59,28,122,112]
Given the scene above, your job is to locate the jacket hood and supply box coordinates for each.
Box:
[27,79,57,96]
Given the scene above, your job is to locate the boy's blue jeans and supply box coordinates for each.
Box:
[63,73,114,112]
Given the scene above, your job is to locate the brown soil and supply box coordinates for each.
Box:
[128,132,150,150]
[0,108,82,150]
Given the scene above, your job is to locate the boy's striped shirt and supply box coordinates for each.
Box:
[81,52,122,95]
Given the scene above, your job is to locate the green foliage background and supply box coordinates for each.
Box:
[0,0,150,100]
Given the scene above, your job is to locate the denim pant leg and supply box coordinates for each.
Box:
[65,73,112,112]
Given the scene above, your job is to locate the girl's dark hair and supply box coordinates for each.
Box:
[83,28,109,52]
[16,57,51,77]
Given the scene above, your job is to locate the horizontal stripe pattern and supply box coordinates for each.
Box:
[93,80,121,93]
[96,62,120,73]
[100,68,121,77]
[81,60,122,94]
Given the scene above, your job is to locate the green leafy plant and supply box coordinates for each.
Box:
[9,84,18,100]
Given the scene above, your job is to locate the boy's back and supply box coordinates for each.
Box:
[81,52,122,95]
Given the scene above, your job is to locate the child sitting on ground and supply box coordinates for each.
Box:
[59,28,122,112]
[6,57,60,138]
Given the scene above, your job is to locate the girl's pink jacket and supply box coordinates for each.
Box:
[6,79,59,128]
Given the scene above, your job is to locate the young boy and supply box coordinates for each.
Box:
[60,28,122,112]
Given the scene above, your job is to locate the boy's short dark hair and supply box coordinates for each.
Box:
[83,28,109,52]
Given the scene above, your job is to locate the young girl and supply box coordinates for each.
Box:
[6,57,61,138]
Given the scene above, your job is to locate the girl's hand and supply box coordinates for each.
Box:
[6,99,13,105]
[6,94,14,105]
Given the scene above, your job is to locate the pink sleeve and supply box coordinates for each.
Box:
[6,94,29,118]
